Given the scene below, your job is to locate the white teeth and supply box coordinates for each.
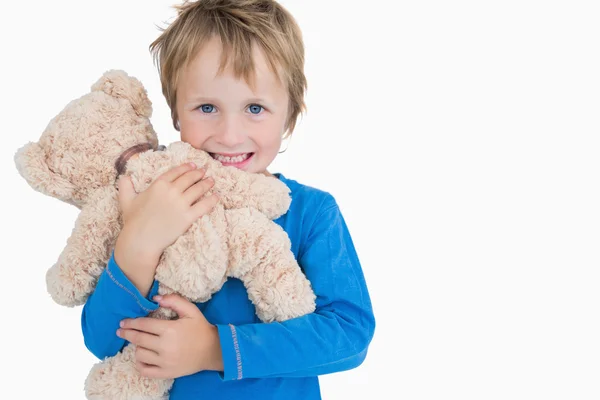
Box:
[213,153,251,163]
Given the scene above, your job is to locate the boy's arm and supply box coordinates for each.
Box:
[81,252,160,360]
[215,199,376,380]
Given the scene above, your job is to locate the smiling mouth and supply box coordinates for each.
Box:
[209,152,254,164]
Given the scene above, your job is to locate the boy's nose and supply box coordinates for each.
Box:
[215,116,246,147]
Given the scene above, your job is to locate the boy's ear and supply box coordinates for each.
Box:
[91,69,153,118]
[14,142,77,202]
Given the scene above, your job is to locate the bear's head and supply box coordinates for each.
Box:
[14,70,159,208]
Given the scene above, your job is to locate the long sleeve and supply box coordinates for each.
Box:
[81,252,160,360]
[216,198,376,381]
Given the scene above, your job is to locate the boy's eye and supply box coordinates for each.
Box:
[248,104,264,115]
[199,104,215,113]
[198,104,264,114]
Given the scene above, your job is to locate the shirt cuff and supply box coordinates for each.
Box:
[217,324,244,381]
[105,251,160,314]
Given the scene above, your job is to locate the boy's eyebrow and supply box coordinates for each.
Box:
[246,97,270,104]
[187,96,274,106]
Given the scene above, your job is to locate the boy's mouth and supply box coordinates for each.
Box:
[209,152,254,167]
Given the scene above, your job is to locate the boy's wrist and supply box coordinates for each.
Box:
[115,227,161,267]
[114,229,161,296]
[204,325,224,372]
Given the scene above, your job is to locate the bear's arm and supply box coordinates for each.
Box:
[207,162,292,220]
[46,185,121,307]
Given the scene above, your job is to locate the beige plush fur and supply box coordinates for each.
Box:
[14,70,316,400]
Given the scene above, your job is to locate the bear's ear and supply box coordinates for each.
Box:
[14,142,77,203]
[91,69,153,118]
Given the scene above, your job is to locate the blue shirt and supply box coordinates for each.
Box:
[81,173,375,399]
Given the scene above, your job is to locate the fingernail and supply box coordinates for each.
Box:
[116,329,122,336]
[120,321,124,328]
[154,295,162,301]
[189,162,196,168]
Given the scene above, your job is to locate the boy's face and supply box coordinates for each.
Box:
[176,36,289,175]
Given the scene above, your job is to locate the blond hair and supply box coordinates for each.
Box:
[149,0,307,138]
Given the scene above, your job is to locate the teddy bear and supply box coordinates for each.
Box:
[14,69,316,399]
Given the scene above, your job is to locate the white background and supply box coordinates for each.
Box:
[2,1,599,399]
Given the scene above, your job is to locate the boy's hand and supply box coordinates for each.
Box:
[117,294,224,379]
[114,163,219,295]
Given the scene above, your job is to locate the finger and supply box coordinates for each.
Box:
[135,346,161,366]
[116,175,136,211]
[173,168,206,193]
[155,294,201,319]
[183,176,215,205]
[117,328,161,351]
[190,193,220,218]
[121,317,169,335]
[158,162,197,183]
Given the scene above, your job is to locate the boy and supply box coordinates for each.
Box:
[82,1,375,398]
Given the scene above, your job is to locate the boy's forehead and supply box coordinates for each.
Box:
[181,37,286,94]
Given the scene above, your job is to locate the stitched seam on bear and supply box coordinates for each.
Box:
[229,324,243,379]
[106,266,155,313]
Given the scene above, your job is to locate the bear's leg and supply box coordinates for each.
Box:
[85,344,173,400]
[84,285,180,399]
[156,207,228,304]
[225,208,316,322]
